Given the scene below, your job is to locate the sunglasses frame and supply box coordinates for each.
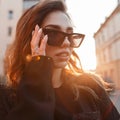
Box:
[42,28,85,48]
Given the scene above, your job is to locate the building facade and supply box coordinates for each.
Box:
[94,4,120,89]
[0,0,40,76]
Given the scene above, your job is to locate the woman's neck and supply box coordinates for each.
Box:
[52,68,63,88]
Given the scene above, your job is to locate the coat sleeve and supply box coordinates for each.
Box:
[87,73,120,120]
[95,83,120,120]
[75,73,120,120]
[6,56,55,120]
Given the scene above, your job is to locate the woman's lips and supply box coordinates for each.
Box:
[56,52,70,61]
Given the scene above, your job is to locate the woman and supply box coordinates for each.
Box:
[0,0,119,120]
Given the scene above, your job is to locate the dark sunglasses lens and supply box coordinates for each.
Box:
[43,29,85,47]
[69,34,84,47]
[43,29,64,46]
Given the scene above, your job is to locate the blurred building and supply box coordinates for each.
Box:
[0,0,40,75]
[94,3,120,89]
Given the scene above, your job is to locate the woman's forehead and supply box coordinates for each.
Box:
[42,11,74,30]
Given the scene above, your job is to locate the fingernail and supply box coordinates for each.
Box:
[32,30,34,36]
[38,28,42,33]
[44,35,48,40]
[35,24,39,30]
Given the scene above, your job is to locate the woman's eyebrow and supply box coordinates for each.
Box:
[44,25,61,29]
[66,27,73,32]
[44,24,73,31]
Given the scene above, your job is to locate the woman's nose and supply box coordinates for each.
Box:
[61,37,70,48]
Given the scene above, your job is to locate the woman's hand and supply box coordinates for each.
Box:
[103,81,115,92]
[30,25,48,57]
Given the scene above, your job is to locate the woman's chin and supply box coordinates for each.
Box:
[53,61,67,68]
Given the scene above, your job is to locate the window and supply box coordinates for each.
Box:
[8,10,13,19]
[8,27,12,36]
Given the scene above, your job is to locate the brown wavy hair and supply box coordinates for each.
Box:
[4,0,108,104]
[4,0,84,87]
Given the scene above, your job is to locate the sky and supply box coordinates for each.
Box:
[66,0,117,70]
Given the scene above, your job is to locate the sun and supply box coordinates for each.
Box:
[74,36,97,71]
[66,0,117,71]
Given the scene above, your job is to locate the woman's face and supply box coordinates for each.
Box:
[42,11,74,68]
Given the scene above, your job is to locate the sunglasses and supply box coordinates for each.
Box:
[43,28,85,48]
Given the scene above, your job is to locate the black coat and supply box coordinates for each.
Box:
[0,56,119,120]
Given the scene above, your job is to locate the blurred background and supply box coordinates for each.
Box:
[0,0,120,112]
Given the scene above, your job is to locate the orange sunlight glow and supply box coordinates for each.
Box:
[66,0,117,70]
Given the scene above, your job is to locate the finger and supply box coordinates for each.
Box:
[31,28,42,49]
[105,88,113,92]
[32,30,34,36]
[39,35,48,55]
[31,25,40,45]
[32,24,39,39]
[35,28,42,46]
[105,82,115,88]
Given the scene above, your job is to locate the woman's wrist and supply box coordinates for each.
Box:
[25,54,52,63]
